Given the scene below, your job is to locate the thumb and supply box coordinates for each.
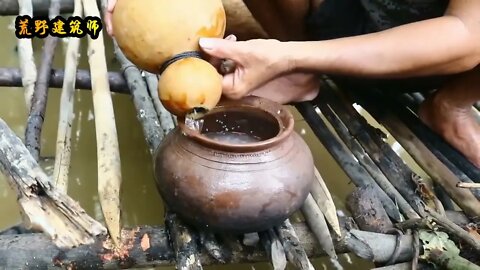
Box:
[199,38,241,61]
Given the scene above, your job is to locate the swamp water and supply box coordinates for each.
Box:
[0,15,429,270]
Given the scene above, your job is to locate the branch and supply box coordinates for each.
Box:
[24,0,61,161]
[0,117,106,248]
[0,67,129,94]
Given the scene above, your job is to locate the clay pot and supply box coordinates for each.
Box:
[154,96,314,233]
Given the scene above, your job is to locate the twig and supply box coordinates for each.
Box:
[52,0,83,193]
[0,117,106,248]
[82,0,123,247]
[24,0,61,161]
[275,220,315,270]
[425,207,480,252]
[16,0,37,110]
[301,195,338,261]
[456,182,480,189]
[144,72,175,136]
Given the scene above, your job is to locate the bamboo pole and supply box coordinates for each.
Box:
[82,0,123,247]
[316,95,419,220]
[372,113,480,216]
[301,195,338,262]
[396,93,480,181]
[352,92,480,217]
[0,67,130,93]
[16,0,37,110]
[0,117,106,248]
[24,0,61,161]
[144,72,175,136]
[320,85,425,216]
[310,168,342,236]
[295,102,402,222]
[52,0,83,193]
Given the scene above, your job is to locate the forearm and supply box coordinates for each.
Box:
[288,16,480,78]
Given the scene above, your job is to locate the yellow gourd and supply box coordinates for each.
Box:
[112,0,226,116]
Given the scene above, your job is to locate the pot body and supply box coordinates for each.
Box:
[154,127,314,233]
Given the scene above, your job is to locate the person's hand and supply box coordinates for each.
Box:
[104,0,117,36]
[199,37,294,100]
[249,72,320,104]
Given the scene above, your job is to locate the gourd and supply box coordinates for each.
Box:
[112,0,226,116]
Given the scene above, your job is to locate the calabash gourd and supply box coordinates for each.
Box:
[112,0,227,116]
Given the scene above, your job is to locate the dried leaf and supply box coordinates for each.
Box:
[419,230,460,259]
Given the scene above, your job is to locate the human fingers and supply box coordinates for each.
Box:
[105,0,117,36]
[205,35,237,71]
[199,37,244,63]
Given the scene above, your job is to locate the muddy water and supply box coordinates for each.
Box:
[0,15,428,270]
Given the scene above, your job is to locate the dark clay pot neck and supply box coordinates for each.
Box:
[178,96,295,153]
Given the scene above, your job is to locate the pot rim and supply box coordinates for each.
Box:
[177,96,295,152]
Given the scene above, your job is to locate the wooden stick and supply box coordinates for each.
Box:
[16,0,37,110]
[0,223,351,269]
[395,93,480,181]
[165,212,203,270]
[52,0,83,193]
[310,168,342,236]
[144,72,175,136]
[321,84,425,216]
[276,220,315,270]
[354,95,480,217]
[0,67,130,94]
[259,229,287,270]
[24,0,61,161]
[456,182,480,189]
[295,102,402,221]
[112,41,164,153]
[301,195,338,261]
[385,114,480,202]
[82,0,123,247]
[0,117,106,248]
[317,96,419,220]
